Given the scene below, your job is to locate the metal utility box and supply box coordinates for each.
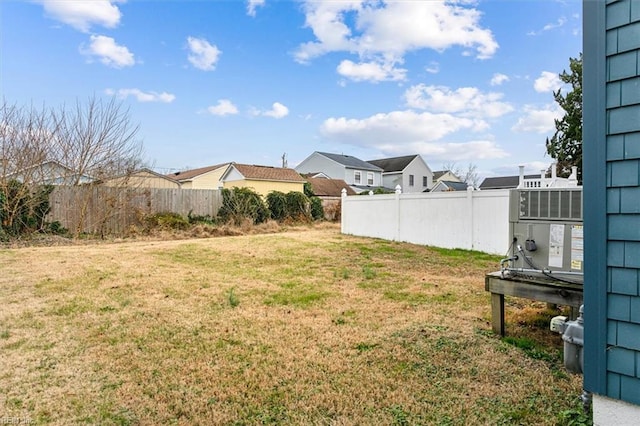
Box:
[507,188,583,283]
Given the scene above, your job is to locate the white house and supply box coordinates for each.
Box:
[367,155,433,193]
[295,151,383,193]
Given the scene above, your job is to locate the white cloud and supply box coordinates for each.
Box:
[425,61,440,74]
[377,140,509,162]
[82,35,134,68]
[207,99,239,116]
[534,71,561,93]
[105,88,175,103]
[37,0,124,32]
[250,102,289,118]
[528,17,567,36]
[247,0,265,17]
[295,0,498,82]
[263,102,289,118]
[404,85,513,119]
[490,73,509,86]
[321,110,486,146]
[187,37,221,71]
[337,60,406,82]
[511,104,563,134]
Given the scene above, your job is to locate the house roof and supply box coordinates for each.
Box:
[167,163,228,181]
[316,152,382,171]
[433,170,453,180]
[305,177,356,197]
[479,174,539,190]
[131,168,182,183]
[231,163,305,182]
[366,155,419,173]
[437,180,469,191]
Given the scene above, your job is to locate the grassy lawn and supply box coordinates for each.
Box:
[0,223,584,425]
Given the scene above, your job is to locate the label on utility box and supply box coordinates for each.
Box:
[571,225,583,270]
[548,224,565,268]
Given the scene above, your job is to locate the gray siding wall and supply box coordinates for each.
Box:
[295,153,382,186]
[295,153,347,182]
[585,0,640,404]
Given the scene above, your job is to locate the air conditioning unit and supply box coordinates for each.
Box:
[504,188,583,284]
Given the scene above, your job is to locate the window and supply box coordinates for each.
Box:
[354,171,361,184]
[423,176,428,187]
[409,174,414,186]
[367,172,374,186]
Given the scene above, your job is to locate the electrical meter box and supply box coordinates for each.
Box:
[508,188,583,283]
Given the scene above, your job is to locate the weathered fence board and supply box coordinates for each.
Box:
[48,186,222,235]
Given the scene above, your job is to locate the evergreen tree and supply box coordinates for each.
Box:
[546,54,583,182]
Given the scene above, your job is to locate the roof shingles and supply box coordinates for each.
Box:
[233,164,305,182]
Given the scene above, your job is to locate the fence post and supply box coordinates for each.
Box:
[395,185,402,241]
[467,184,474,251]
[341,188,347,234]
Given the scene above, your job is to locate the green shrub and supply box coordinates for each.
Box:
[303,182,315,197]
[310,196,324,221]
[145,212,190,230]
[218,187,269,225]
[187,211,217,225]
[0,181,54,237]
[46,220,68,235]
[285,191,310,221]
[266,191,288,221]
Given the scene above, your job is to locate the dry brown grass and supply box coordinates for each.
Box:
[0,223,583,425]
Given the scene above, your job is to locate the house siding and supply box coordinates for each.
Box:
[401,157,433,193]
[380,172,402,190]
[584,0,640,415]
[295,153,348,182]
[223,180,303,197]
[188,168,226,189]
[295,152,382,187]
[103,171,181,189]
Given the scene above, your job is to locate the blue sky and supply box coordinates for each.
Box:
[0,0,582,180]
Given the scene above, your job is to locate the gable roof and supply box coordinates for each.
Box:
[434,180,469,191]
[479,174,539,190]
[305,176,356,197]
[231,163,305,182]
[316,152,382,171]
[9,160,94,184]
[433,170,458,180]
[167,163,228,181]
[116,168,181,183]
[366,155,419,173]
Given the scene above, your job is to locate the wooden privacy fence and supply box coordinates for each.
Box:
[48,186,222,235]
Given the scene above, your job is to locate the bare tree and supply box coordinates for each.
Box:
[1,96,145,237]
[52,96,143,184]
[0,101,58,234]
[440,162,480,188]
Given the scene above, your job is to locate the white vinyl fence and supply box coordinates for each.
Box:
[341,187,511,255]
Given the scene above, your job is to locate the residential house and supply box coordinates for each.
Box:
[479,165,579,190]
[479,175,539,190]
[432,170,462,188]
[303,175,355,220]
[221,163,305,197]
[7,160,93,185]
[583,1,640,421]
[101,168,181,189]
[430,180,469,192]
[167,163,230,189]
[367,154,433,193]
[295,151,383,193]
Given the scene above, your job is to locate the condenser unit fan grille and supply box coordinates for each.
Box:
[519,189,582,220]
